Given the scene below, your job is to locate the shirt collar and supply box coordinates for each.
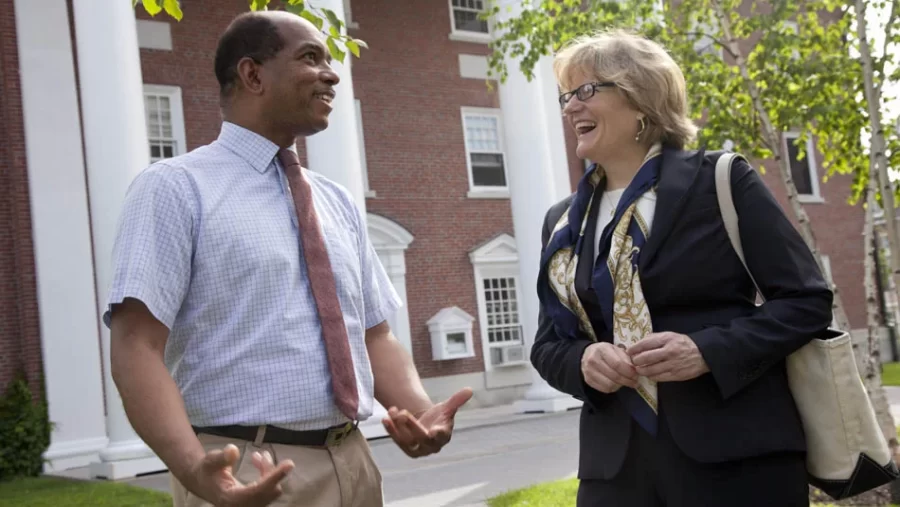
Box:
[216,121,299,174]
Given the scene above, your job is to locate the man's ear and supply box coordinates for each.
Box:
[235,56,265,96]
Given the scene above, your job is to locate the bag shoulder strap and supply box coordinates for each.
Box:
[714,152,766,302]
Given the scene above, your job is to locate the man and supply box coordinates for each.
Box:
[105,10,472,507]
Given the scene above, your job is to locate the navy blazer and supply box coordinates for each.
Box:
[532,147,834,480]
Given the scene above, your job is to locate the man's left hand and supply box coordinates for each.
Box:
[382,387,473,458]
[627,332,709,382]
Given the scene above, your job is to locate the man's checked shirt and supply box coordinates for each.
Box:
[103,121,402,431]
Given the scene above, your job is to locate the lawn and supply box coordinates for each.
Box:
[883,362,900,386]
[486,478,897,507]
[0,476,171,507]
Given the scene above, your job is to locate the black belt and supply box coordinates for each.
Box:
[192,421,359,447]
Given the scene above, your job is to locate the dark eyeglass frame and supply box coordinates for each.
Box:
[558,81,617,108]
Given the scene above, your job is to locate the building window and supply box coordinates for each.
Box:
[482,277,526,366]
[143,85,186,163]
[784,132,822,202]
[470,234,527,369]
[461,107,508,197]
[448,0,491,43]
[451,0,488,33]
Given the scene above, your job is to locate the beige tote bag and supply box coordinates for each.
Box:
[714,151,898,500]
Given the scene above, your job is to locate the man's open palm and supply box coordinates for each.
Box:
[189,444,295,507]
[382,387,473,458]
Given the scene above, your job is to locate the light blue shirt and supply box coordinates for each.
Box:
[104,121,402,430]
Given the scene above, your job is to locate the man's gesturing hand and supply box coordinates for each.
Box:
[581,342,639,393]
[382,387,473,458]
[627,331,709,382]
[187,443,294,507]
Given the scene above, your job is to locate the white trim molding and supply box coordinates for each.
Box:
[367,213,414,353]
[470,234,531,388]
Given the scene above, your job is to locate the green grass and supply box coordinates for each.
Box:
[488,477,579,507]
[485,478,896,507]
[883,362,900,386]
[0,476,172,506]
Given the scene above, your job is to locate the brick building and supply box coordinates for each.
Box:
[1,0,866,478]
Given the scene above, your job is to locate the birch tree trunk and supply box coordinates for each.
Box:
[855,0,900,309]
[712,0,898,453]
[865,189,900,452]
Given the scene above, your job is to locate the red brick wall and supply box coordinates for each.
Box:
[0,0,43,393]
[351,0,512,378]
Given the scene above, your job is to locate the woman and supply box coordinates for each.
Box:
[532,30,833,506]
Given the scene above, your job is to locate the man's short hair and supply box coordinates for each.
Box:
[214,12,286,99]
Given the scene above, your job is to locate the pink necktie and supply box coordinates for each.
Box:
[278,149,359,421]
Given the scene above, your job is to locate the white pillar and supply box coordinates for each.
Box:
[496,0,584,413]
[305,0,367,213]
[14,0,108,472]
[72,1,166,479]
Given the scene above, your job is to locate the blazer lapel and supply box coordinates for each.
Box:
[639,147,706,269]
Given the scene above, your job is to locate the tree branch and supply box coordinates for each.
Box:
[879,0,899,89]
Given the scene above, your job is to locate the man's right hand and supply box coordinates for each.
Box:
[187,444,295,507]
[581,342,639,393]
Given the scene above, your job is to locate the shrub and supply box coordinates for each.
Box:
[0,373,52,480]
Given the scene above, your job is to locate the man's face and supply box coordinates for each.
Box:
[260,15,339,137]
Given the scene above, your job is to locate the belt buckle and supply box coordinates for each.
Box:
[325,421,355,447]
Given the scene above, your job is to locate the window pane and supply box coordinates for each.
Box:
[786,137,813,195]
[482,277,524,344]
[465,115,500,151]
[472,154,506,186]
[446,332,467,354]
[453,5,488,33]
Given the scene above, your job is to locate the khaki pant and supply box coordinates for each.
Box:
[171,428,384,507]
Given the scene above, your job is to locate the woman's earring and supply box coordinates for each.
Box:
[635,116,646,142]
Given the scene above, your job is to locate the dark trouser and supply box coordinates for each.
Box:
[577,416,809,507]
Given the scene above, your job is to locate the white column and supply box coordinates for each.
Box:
[14,0,108,472]
[305,0,367,213]
[496,0,584,413]
[72,2,166,479]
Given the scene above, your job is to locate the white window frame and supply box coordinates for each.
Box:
[461,107,509,199]
[143,84,187,162]
[448,0,492,44]
[470,234,527,371]
[783,131,823,203]
[354,99,374,197]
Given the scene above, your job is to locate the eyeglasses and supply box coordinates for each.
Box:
[558,82,616,108]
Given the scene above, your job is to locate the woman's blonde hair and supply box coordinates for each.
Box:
[554,29,698,149]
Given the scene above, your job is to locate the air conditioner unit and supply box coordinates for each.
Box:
[492,344,526,367]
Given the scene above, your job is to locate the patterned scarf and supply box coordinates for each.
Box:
[537,143,662,436]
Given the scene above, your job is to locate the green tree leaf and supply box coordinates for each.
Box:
[163,0,183,21]
[326,37,346,63]
[140,0,162,16]
[300,9,324,30]
[346,39,360,58]
[248,0,269,11]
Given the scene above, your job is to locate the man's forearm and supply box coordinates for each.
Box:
[111,338,205,489]
[366,324,433,416]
